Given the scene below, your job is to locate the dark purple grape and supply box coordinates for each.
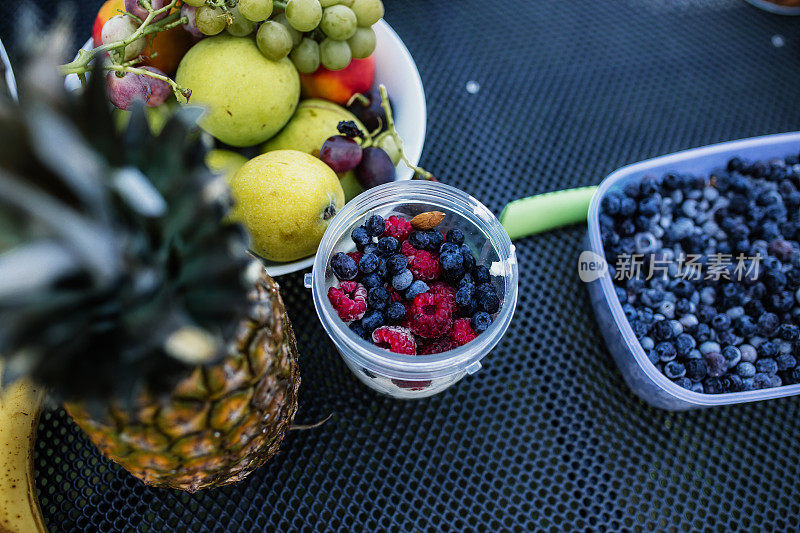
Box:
[346,88,391,133]
[125,0,170,22]
[181,5,204,39]
[106,71,151,110]
[356,147,396,189]
[319,135,363,173]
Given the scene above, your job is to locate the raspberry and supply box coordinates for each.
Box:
[418,337,456,354]
[408,292,453,338]
[372,326,417,354]
[347,251,363,266]
[327,281,367,321]
[384,215,413,242]
[391,378,431,391]
[401,239,417,256]
[408,249,441,280]
[429,282,457,309]
[451,318,477,346]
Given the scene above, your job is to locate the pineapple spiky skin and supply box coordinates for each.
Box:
[65,275,299,491]
[0,37,302,491]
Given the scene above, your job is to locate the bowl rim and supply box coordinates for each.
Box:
[311,180,518,378]
[587,130,800,406]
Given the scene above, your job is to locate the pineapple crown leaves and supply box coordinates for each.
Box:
[0,44,254,405]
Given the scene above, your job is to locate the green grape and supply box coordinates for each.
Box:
[320,5,357,40]
[274,13,302,47]
[257,21,294,61]
[239,0,273,22]
[195,5,227,36]
[290,38,321,74]
[319,38,351,70]
[351,0,383,27]
[285,0,323,32]
[226,6,257,37]
[183,0,205,6]
[320,0,354,7]
[347,26,375,58]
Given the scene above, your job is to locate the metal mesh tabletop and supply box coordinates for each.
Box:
[3,0,800,530]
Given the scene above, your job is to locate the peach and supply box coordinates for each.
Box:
[299,55,375,105]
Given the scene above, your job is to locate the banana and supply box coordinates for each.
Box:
[0,365,47,533]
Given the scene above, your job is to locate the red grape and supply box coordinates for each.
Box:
[106,71,151,110]
[125,0,170,23]
[181,5,204,39]
[319,135,363,173]
[355,147,396,189]
[140,66,171,106]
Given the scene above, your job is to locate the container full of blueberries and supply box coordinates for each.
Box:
[586,131,800,409]
[307,180,518,399]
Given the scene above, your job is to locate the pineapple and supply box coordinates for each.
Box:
[0,47,299,491]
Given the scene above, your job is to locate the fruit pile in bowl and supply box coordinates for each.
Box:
[63,0,426,276]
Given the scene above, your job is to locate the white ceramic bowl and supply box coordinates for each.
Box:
[65,20,427,277]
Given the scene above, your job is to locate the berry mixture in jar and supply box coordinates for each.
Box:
[327,212,501,355]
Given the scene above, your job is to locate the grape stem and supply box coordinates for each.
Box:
[107,64,192,101]
[377,85,435,181]
[58,0,192,102]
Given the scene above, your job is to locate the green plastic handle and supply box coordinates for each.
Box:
[499,186,598,240]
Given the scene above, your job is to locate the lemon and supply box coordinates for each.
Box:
[228,150,345,262]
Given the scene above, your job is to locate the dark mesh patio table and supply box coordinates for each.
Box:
[3,0,800,530]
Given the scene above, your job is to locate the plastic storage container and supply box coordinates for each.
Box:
[308,181,518,399]
[586,131,800,410]
[744,0,800,15]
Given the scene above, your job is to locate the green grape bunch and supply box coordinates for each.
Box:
[190,0,384,73]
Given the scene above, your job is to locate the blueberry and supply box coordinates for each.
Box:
[601,192,623,214]
[654,342,677,362]
[460,244,477,272]
[779,324,800,341]
[675,333,696,355]
[653,320,674,341]
[703,377,723,394]
[721,346,741,367]
[473,265,491,285]
[615,286,628,303]
[664,361,686,379]
[362,243,378,256]
[711,313,732,331]
[757,313,780,335]
[756,358,778,375]
[472,311,492,332]
[776,353,797,371]
[378,236,400,255]
[460,297,479,316]
[735,361,756,378]
[349,321,369,340]
[426,230,444,251]
[377,257,388,280]
[352,226,372,248]
[741,377,756,391]
[455,283,474,307]
[704,352,727,377]
[386,254,408,275]
[757,341,777,358]
[365,214,385,237]
[446,228,465,245]
[673,377,693,390]
[685,359,708,381]
[440,242,460,255]
[638,196,660,217]
[409,231,430,250]
[391,269,413,291]
[476,283,500,314]
[367,286,390,310]
[331,252,358,280]
[753,372,772,389]
[721,374,743,393]
[440,251,464,274]
[386,302,406,324]
[694,324,712,342]
[735,316,757,337]
[361,272,381,289]
[770,374,783,387]
[361,309,385,331]
[405,280,429,300]
[359,253,379,274]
